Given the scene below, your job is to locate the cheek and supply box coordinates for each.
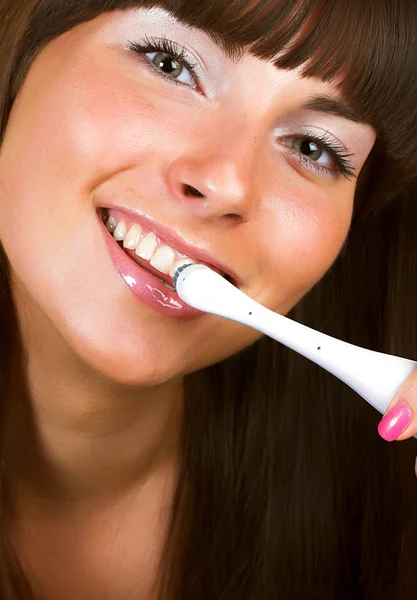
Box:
[262,191,352,312]
[0,45,225,385]
[0,45,177,270]
[0,52,163,213]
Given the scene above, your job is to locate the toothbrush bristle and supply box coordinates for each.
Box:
[172,263,194,290]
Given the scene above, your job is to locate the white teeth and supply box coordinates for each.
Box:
[106,216,117,233]
[169,258,196,279]
[123,224,142,250]
[150,245,176,275]
[113,220,127,241]
[107,216,196,282]
[136,232,158,260]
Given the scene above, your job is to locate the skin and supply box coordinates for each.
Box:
[0,7,375,598]
[377,371,417,474]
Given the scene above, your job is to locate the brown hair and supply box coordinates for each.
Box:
[1,0,417,598]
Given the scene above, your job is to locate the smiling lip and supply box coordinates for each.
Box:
[103,205,239,285]
[99,207,238,319]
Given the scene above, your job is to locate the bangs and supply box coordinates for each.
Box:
[150,0,417,206]
[17,0,417,203]
[146,0,416,151]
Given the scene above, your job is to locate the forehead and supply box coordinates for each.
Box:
[65,6,363,130]
[111,0,395,128]
[83,5,370,129]
[135,1,367,75]
[18,0,414,161]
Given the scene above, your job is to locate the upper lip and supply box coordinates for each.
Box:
[102,205,241,286]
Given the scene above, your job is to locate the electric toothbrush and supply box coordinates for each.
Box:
[173,263,417,415]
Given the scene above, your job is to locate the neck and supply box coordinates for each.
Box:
[7,339,184,508]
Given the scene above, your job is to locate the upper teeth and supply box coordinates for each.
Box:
[123,224,141,249]
[106,216,195,277]
[136,232,158,261]
[150,245,176,273]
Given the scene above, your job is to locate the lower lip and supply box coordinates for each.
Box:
[100,218,202,319]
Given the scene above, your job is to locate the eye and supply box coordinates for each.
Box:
[127,38,199,89]
[285,137,333,167]
[281,133,356,180]
[145,51,196,86]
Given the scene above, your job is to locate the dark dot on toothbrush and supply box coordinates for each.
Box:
[317,346,321,350]
[249,312,252,316]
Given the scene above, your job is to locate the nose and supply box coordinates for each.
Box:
[165,127,259,225]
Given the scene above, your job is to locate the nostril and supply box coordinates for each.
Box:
[183,184,205,198]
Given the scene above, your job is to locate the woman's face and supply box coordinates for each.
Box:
[0,8,375,386]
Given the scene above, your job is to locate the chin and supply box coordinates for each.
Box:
[63,326,185,388]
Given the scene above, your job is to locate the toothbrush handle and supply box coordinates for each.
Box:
[246,302,416,415]
[178,266,417,414]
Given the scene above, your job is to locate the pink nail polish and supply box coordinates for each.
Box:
[378,403,412,441]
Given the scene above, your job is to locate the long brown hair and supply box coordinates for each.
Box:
[1,1,417,598]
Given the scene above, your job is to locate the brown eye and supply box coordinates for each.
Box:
[145,51,196,86]
[282,136,334,168]
[279,133,356,180]
[150,52,183,78]
[292,138,323,162]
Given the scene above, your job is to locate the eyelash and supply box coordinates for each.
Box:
[127,38,356,180]
[127,36,199,88]
[283,131,356,180]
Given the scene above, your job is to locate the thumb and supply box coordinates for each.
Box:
[377,369,417,442]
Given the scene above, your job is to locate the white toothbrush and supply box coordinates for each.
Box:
[174,263,417,415]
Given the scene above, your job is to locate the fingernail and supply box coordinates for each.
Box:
[378,403,412,441]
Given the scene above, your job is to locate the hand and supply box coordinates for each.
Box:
[377,370,417,474]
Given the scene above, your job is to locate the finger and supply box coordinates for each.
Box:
[377,369,417,442]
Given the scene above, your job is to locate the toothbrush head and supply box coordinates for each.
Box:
[172,262,195,291]
[173,263,233,312]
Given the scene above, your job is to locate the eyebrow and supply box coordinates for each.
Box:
[166,15,372,127]
[302,95,370,125]
[203,38,372,126]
